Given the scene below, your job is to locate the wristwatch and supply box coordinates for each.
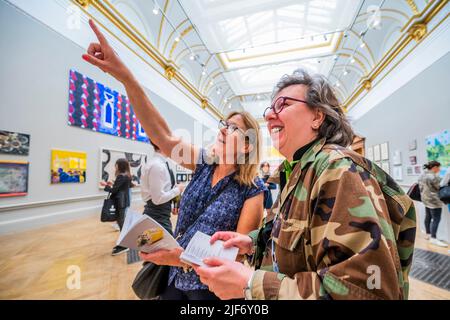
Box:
[243,271,255,300]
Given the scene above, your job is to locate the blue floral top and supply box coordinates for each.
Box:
[169,149,265,291]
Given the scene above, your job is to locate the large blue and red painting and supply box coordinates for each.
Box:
[68,69,149,143]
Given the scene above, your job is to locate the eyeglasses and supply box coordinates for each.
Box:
[218,120,245,135]
[263,96,308,118]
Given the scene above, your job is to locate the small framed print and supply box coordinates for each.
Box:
[381,142,389,160]
[374,145,381,161]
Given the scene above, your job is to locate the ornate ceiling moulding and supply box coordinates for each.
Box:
[408,23,428,42]
[344,0,447,111]
[362,79,372,91]
[164,65,177,80]
[75,0,91,8]
[201,99,209,110]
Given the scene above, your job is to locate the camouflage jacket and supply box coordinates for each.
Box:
[247,138,416,300]
[418,169,443,209]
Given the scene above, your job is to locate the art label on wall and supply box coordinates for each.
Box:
[426,129,449,177]
[100,148,148,188]
[0,161,29,197]
[68,69,149,143]
[393,166,403,181]
[51,149,87,184]
[0,130,30,155]
[393,150,402,166]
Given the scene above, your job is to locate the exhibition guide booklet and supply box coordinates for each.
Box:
[117,211,238,266]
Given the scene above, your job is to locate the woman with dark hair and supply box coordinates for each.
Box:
[101,158,133,255]
[419,161,446,247]
[260,162,276,214]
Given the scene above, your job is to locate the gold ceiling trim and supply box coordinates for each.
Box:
[78,0,224,119]
[162,18,188,56]
[405,0,420,16]
[156,0,169,49]
[169,26,194,59]
[345,0,448,110]
[401,0,435,32]
[349,11,449,110]
[223,36,334,63]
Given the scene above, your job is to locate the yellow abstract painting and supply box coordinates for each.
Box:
[51,149,87,184]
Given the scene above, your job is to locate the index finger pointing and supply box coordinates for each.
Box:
[89,19,108,45]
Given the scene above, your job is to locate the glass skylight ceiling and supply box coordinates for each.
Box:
[179,0,361,95]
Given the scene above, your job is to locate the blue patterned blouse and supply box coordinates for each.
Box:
[168,149,265,291]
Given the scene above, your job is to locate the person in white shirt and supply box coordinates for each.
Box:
[141,142,185,235]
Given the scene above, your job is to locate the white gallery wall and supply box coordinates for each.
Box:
[352,53,450,242]
[0,1,213,234]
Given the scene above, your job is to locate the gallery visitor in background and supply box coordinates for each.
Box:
[441,168,450,212]
[194,69,416,300]
[260,161,276,216]
[419,161,447,247]
[82,19,265,300]
[141,141,185,235]
[101,158,133,255]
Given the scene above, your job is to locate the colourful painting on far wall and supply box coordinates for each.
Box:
[0,161,29,197]
[68,69,149,143]
[51,149,87,184]
[426,129,449,177]
[0,130,30,155]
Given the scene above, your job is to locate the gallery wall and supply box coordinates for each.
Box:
[352,52,450,242]
[0,1,211,234]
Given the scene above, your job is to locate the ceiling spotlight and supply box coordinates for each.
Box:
[189,53,196,61]
[360,41,365,48]
[228,104,231,109]
[152,4,159,15]
[343,69,349,76]
[201,67,207,76]
[334,55,338,61]
[256,94,261,100]
[209,80,214,86]
[216,87,221,95]
[174,36,180,42]
[335,82,340,87]
[350,57,355,64]
[224,98,228,103]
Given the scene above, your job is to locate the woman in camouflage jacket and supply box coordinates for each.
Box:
[195,69,416,300]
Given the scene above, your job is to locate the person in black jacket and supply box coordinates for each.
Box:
[102,158,133,255]
[260,162,276,214]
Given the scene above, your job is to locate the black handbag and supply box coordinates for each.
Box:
[439,185,450,204]
[100,192,117,222]
[407,183,421,202]
[132,262,169,300]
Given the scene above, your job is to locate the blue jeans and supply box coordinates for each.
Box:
[425,207,442,238]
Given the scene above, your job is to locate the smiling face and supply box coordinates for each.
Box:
[265,84,323,161]
[213,114,248,164]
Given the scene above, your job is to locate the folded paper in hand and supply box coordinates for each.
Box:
[117,212,239,266]
[180,231,239,267]
[117,211,180,253]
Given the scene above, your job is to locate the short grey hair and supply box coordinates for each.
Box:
[272,69,355,147]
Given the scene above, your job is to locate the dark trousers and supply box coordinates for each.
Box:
[425,207,442,238]
[160,282,219,300]
[143,200,173,235]
[116,207,127,231]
